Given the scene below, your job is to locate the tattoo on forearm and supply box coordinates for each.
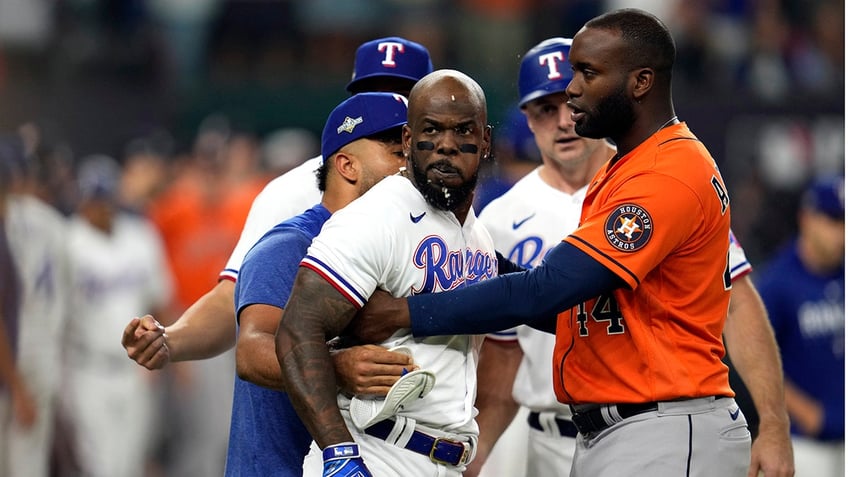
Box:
[275,268,358,447]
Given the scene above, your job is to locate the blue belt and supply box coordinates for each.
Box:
[527,412,579,438]
[364,419,470,467]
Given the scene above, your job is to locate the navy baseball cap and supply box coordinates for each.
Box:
[0,137,21,189]
[518,37,573,108]
[346,37,433,93]
[802,175,845,220]
[77,154,121,201]
[0,133,27,182]
[321,92,408,159]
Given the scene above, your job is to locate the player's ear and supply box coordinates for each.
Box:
[401,125,412,157]
[632,67,653,103]
[333,150,358,184]
[481,124,493,160]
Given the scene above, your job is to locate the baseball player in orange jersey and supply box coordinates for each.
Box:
[552,121,733,404]
[348,9,754,476]
[469,37,793,477]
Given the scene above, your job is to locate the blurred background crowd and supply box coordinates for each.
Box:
[0,0,843,476]
[0,0,843,259]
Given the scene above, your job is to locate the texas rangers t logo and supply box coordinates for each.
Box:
[605,204,653,252]
[378,41,405,68]
[538,51,566,79]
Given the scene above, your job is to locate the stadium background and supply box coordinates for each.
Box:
[0,0,842,284]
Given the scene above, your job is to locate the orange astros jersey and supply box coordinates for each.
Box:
[554,123,734,405]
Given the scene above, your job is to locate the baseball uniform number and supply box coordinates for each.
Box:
[576,294,624,337]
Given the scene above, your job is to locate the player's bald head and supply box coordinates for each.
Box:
[402,69,490,216]
[407,69,487,122]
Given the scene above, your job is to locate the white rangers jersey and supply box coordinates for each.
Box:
[303,174,498,435]
[220,156,322,281]
[478,167,583,413]
[728,229,753,280]
[5,195,70,397]
[65,213,173,360]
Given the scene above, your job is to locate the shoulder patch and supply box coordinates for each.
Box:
[604,204,653,252]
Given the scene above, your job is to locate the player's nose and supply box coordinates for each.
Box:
[557,103,575,129]
[436,130,461,155]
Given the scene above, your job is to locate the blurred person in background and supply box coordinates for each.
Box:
[260,127,320,178]
[0,134,36,476]
[61,154,173,477]
[0,156,30,476]
[18,123,78,217]
[143,115,268,476]
[219,129,271,228]
[743,0,844,102]
[148,114,266,316]
[755,174,844,477]
[0,131,70,477]
[118,134,173,216]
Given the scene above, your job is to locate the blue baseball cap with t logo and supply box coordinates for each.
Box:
[321,92,408,160]
[518,37,573,108]
[346,37,433,94]
[802,175,845,220]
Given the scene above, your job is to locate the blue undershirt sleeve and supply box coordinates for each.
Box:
[410,241,625,336]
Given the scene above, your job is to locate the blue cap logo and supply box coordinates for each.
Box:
[337,116,364,134]
[518,38,573,107]
[321,93,408,160]
[347,37,433,93]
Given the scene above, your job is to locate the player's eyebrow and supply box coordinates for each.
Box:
[420,117,477,130]
[571,61,590,72]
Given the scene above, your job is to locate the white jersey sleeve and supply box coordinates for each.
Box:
[728,229,752,280]
[220,156,323,281]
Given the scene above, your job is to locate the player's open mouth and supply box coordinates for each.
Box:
[567,101,585,123]
[429,164,462,184]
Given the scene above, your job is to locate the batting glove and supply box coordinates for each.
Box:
[322,442,373,477]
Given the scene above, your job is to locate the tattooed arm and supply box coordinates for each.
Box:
[275,266,359,448]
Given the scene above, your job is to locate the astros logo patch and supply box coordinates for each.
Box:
[605,204,652,252]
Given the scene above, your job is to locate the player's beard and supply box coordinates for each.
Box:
[409,154,478,212]
[574,84,634,141]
